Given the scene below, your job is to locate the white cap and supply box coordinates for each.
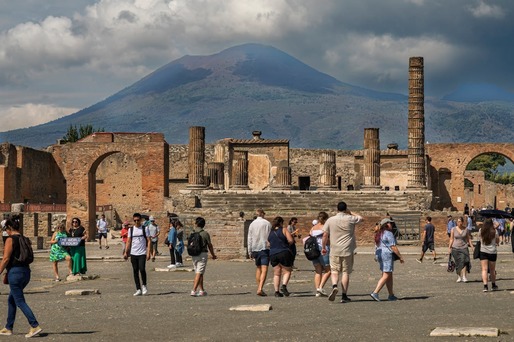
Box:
[312,219,318,226]
[149,215,155,221]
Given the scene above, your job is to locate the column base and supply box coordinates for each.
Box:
[186,185,208,190]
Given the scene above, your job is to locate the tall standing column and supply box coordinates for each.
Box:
[187,126,207,189]
[319,150,337,190]
[231,151,250,189]
[407,57,426,189]
[273,165,291,190]
[363,128,381,189]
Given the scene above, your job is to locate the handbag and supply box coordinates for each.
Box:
[380,237,400,261]
[164,237,170,246]
[473,241,481,259]
[2,272,8,285]
[447,255,455,272]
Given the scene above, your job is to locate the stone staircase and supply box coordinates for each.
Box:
[197,190,413,215]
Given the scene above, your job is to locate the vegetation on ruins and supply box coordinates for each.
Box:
[61,124,105,143]
[465,153,514,184]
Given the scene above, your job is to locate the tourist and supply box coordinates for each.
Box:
[1,216,8,244]
[448,216,474,283]
[148,216,161,261]
[247,208,272,296]
[166,220,177,269]
[190,217,217,297]
[479,218,499,292]
[506,218,512,244]
[0,217,42,338]
[309,212,331,297]
[69,217,88,276]
[268,216,294,297]
[286,217,299,268]
[96,214,109,249]
[370,218,404,302]
[446,215,456,238]
[417,216,437,263]
[321,201,363,303]
[465,214,473,231]
[49,222,72,281]
[175,220,184,267]
[120,222,129,255]
[495,217,505,245]
[124,213,151,296]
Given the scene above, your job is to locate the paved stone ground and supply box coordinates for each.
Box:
[1,242,514,341]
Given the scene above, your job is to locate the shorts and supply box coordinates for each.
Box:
[98,233,107,239]
[329,254,354,274]
[479,252,497,262]
[498,230,505,236]
[252,250,270,267]
[422,242,434,253]
[270,250,294,268]
[192,252,208,274]
[312,253,330,267]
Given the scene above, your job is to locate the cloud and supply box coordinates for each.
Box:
[469,1,505,18]
[0,104,78,132]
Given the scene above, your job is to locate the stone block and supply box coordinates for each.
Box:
[229,304,272,312]
[429,327,498,337]
[65,289,101,296]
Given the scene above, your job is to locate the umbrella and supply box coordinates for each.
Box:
[478,209,514,219]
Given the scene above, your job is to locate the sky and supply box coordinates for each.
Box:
[0,0,513,132]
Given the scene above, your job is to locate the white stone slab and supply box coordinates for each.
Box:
[229,304,272,312]
[430,327,498,337]
[65,289,101,296]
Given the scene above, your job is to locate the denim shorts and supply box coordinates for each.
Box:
[312,253,330,267]
[252,250,270,267]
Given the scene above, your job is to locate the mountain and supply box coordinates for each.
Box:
[442,83,514,102]
[1,43,514,149]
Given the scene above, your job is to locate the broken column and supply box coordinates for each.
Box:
[362,128,381,190]
[407,57,426,189]
[318,150,337,190]
[207,162,224,190]
[273,161,291,190]
[187,126,207,189]
[231,151,250,189]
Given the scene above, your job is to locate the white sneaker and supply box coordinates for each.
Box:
[133,289,142,296]
[456,277,462,283]
[190,290,197,296]
[167,264,177,269]
[175,262,183,267]
[142,285,148,295]
[316,288,328,297]
[462,277,468,283]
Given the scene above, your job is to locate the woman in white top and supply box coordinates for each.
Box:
[309,212,331,297]
[479,218,499,292]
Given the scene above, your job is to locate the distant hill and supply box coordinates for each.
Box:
[1,43,514,149]
[442,83,514,102]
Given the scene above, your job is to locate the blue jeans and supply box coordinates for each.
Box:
[6,267,39,330]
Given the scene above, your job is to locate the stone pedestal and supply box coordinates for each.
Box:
[187,126,207,189]
[362,128,381,190]
[318,150,337,190]
[231,151,250,189]
[407,57,426,189]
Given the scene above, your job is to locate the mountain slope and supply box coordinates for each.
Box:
[1,43,513,149]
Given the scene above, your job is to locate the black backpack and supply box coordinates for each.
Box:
[303,235,321,260]
[187,231,203,256]
[16,235,34,265]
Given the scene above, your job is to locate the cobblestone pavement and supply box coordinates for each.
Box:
[1,242,514,341]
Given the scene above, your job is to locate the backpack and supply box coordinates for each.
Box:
[303,235,321,260]
[15,235,34,265]
[130,226,147,240]
[187,231,204,256]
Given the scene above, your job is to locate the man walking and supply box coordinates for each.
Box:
[96,214,109,249]
[321,201,362,303]
[417,216,437,263]
[446,215,455,238]
[124,213,151,296]
[191,217,217,297]
[148,216,161,261]
[247,208,272,296]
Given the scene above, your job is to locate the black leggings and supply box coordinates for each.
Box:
[175,249,183,264]
[130,255,147,290]
[169,246,176,264]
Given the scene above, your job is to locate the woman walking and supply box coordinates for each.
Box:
[370,218,404,301]
[69,218,88,276]
[0,218,42,338]
[268,216,294,297]
[479,218,499,292]
[309,212,331,297]
[448,216,474,283]
[49,222,72,281]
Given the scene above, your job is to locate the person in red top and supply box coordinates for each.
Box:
[120,222,129,256]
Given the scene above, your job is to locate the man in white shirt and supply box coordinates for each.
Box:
[96,214,109,249]
[247,208,272,296]
[147,216,161,261]
[124,213,151,296]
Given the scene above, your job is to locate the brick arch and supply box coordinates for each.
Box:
[52,133,169,239]
[427,143,514,211]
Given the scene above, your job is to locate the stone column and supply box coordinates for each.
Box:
[273,166,291,190]
[207,162,224,190]
[407,57,426,189]
[187,126,207,189]
[231,151,250,189]
[319,150,337,190]
[362,128,381,190]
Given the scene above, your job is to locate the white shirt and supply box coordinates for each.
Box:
[97,218,108,233]
[128,226,150,256]
[247,217,271,254]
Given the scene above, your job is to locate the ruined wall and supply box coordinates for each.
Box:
[355,149,409,190]
[0,143,18,203]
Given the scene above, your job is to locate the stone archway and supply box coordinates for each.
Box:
[51,133,169,239]
[427,143,514,211]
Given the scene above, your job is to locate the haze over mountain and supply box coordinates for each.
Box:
[1,43,514,149]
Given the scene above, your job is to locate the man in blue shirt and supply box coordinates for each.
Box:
[465,215,473,231]
[446,215,456,238]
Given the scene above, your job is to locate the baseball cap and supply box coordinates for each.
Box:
[380,218,394,226]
